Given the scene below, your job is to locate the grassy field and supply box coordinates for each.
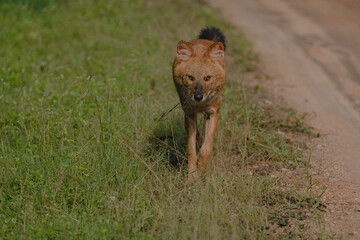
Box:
[0,0,324,239]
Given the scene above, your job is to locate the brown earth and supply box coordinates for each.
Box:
[206,0,360,238]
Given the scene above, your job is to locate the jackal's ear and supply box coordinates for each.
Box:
[177,41,192,61]
[208,42,224,61]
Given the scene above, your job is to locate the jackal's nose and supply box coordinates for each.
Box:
[194,93,203,102]
[194,85,204,102]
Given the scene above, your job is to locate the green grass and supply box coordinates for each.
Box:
[0,0,324,239]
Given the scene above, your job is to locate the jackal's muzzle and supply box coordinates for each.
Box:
[193,85,204,102]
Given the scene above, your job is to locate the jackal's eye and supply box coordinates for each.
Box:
[187,75,194,81]
[205,75,211,82]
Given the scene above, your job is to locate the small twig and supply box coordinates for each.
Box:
[155,103,180,122]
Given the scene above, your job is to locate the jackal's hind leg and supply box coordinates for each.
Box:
[196,127,202,152]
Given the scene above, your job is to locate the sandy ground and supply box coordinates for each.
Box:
[206,0,360,237]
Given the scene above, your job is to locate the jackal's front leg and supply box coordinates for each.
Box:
[198,112,219,170]
[185,113,197,175]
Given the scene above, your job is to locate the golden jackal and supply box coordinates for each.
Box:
[172,27,226,176]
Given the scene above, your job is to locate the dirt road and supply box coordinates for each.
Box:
[207,0,360,237]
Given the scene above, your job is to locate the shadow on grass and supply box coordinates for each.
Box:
[148,115,187,168]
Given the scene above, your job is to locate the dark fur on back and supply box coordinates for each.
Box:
[198,27,226,50]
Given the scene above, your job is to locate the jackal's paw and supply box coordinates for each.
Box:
[187,170,198,182]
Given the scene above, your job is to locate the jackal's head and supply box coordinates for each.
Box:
[172,39,226,106]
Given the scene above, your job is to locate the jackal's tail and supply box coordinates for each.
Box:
[198,27,226,50]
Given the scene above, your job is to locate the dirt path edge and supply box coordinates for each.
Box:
[206,0,360,237]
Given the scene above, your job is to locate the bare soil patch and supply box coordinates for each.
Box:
[207,0,360,237]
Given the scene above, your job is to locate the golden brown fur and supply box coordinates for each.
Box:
[172,36,226,176]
